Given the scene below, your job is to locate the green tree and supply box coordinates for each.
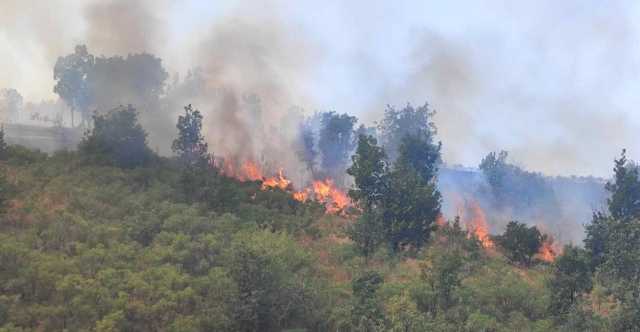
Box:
[347,134,388,209]
[350,271,385,331]
[605,149,640,221]
[584,211,611,270]
[54,45,94,127]
[172,104,210,168]
[420,248,464,316]
[547,245,593,319]
[495,221,544,266]
[383,135,441,252]
[0,89,23,123]
[80,105,153,168]
[479,150,509,199]
[0,127,8,161]
[585,150,640,271]
[172,104,218,204]
[378,102,438,163]
[318,111,357,184]
[346,134,388,259]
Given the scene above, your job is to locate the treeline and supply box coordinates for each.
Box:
[0,99,637,331]
[0,43,633,332]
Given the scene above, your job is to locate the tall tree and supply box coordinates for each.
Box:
[0,127,8,161]
[172,104,216,203]
[54,45,94,127]
[296,119,318,175]
[89,53,168,113]
[605,149,640,221]
[347,134,388,210]
[383,134,442,251]
[318,111,357,183]
[378,102,437,163]
[0,89,23,123]
[581,151,640,330]
[347,134,388,259]
[172,104,209,168]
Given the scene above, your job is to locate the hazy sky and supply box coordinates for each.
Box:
[2,0,639,177]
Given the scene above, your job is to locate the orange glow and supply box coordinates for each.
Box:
[469,201,494,248]
[537,237,560,262]
[220,159,264,181]
[242,161,263,181]
[311,179,349,213]
[456,199,494,249]
[436,214,446,227]
[293,191,309,202]
[261,168,292,190]
[217,157,350,214]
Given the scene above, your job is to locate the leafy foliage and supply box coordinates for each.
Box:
[547,245,592,319]
[0,128,8,161]
[495,221,545,266]
[80,105,153,168]
[377,103,438,163]
[54,45,168,127]
[479,150,559,215]
[318,111,357,183]
[383,135,441,252]
[172,104,209,168]
[54,45,94,126]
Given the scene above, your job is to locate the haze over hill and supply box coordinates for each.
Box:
[2,0,640,177]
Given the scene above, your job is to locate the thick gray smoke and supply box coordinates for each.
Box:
[84,0,166,56]
[1,0,629,242]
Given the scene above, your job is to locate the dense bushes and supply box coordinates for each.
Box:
[80,105,153,168]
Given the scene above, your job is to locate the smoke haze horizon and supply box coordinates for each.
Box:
[1,0,639,178]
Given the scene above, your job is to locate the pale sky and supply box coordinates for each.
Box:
[2,0,639,177]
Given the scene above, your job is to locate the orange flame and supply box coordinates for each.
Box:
[456,199,494,249]
[537,237,560,262]
[311,179,349,213]
[242,161,263,181]
[219,158,350,213]
[292,191,308,202]
[261,168,291,190]
[469,202,494,248]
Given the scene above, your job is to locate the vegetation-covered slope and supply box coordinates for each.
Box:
[0,105,635,332]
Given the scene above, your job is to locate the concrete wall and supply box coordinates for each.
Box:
[3,124,82,153]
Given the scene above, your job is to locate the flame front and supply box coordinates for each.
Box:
[261,168,291,190]
[242,161,263,181]
[468,201,494,248]
[220,158,350,213]
[537,238,559,262]
[308,179,349,213]
[456,199,494,249]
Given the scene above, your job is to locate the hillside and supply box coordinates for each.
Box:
[0,111,621,332]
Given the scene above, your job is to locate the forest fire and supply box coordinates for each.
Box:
[290,179,351,213]
[261,168,291,190]
[220,158,350,213]
[309,179,350,213]
[455,199,495,249]
[537,237,560,262]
